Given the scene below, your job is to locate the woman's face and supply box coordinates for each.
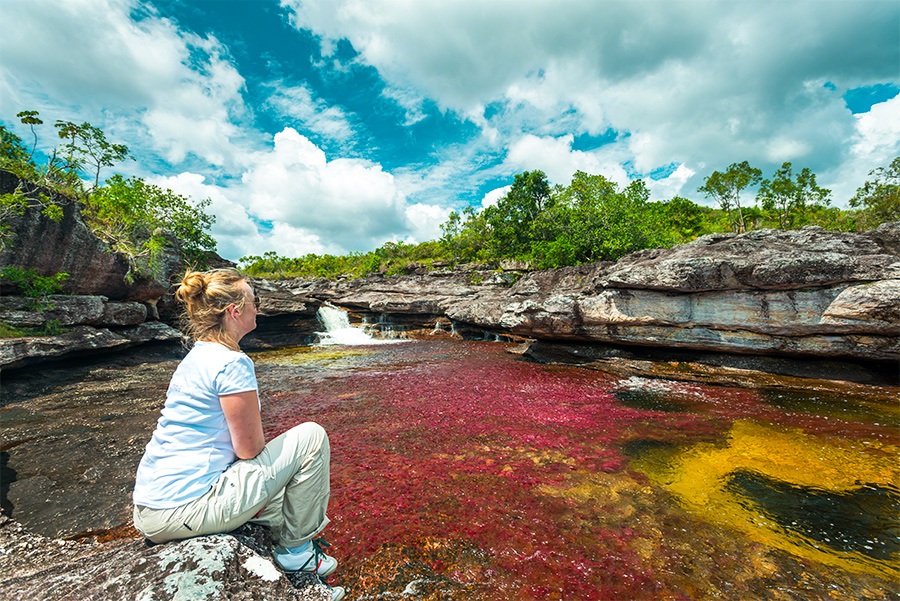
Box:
[233,280,258,339]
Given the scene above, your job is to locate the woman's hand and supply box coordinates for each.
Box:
[220,390,265,459]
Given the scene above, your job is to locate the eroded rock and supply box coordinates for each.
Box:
[0,518,330,601]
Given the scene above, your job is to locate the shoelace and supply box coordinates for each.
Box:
[298,537,332,573]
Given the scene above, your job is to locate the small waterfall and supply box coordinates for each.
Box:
[315,304,403,346]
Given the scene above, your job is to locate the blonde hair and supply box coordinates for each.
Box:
[175,268,249,349]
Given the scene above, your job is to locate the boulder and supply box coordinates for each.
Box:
[0,518,331,601]
[0,323,182,370]
[0,171,170,301]
[594,225,899,292]
[0,296,148,328]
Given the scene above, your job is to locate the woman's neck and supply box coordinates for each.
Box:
[197,335,240,352]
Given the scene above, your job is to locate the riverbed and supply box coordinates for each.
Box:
[253,339,899,600]
[1,338,897,600]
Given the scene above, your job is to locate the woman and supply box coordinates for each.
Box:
[133,268,344,601]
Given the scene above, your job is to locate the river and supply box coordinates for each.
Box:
[249,337,898,600]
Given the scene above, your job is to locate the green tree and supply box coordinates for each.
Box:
[530,172,673,267]
[698,161,763,233]
[0,113,69,249]
[850,157,900,229]
[658,196,708,242]
[54,119,131,191]
[483,170,552,258]
[757,162,831,229]
[89,174,216,277]
[440,206,493,264]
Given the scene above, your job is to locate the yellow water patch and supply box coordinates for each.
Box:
[251,345,375,365]
[632,419,900,579]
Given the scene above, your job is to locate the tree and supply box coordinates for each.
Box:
[54,120,131,192]
[659,196,708,242]
[530,171,673,267]
[757,162,831,229]
[483,170,552,258]
[850,157,900,230]
[89,175,216,276]
[698,161,762,233]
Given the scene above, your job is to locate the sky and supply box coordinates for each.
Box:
[1,0,898,261]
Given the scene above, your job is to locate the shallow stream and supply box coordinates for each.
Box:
[251,339,899,600]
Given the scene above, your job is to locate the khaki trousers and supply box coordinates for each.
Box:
[134,422,331,547]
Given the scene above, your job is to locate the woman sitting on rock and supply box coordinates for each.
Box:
[132,268,344,601]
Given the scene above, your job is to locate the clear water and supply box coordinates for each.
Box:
[252,340,899,600]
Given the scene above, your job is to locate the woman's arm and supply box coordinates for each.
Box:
[220,390,265,459]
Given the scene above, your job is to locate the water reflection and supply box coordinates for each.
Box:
[761,388,900,428]
[631,419,900,579]
[726,470,900,561]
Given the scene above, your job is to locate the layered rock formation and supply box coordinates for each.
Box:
[0,295,181,370]
[261,224,898,364]
[0,170,180,301]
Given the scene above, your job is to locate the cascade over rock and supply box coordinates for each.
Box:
[272,224,899,363]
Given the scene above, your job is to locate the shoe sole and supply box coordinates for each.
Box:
[279,559,337,578]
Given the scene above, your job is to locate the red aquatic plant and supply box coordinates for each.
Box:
[257,340,896,600]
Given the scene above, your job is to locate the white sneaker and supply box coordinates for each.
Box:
[273,538,338,577]
[328,585,346,601]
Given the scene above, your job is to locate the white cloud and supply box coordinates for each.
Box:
[148,130,459,259]
[0,0,250,169]
[283,0,898,202]
[266,83,355,143]
[240,128,413,253]
[149,172,261,261]
[404,203,452,243]
[480,186,509,209]
[503,134,630,188]
[646,164,696,203]
[824,95,900,205]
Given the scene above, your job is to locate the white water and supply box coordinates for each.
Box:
[315,304,404,346]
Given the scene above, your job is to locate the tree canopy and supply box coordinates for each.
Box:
[1,110,217,279]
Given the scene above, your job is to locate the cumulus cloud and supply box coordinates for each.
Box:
[480,186,509,209]
[503,134,630,188]
[823,95,900,203]
[0,0,249,168]
[404,203,453,244]
[283,0,899,201]
[149,172,264,261]
[240,128,429,254]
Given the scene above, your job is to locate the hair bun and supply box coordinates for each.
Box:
[176,271,208,303]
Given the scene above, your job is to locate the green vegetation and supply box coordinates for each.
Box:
[242,158,896,280]
[1,110,217,279]
[850,157,900,230]
[0,266,70,337]
[3,110,894,284]
[0,267,69,310]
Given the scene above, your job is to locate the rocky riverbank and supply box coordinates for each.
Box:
[4,214,898,372]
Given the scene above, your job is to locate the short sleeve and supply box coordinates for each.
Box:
[215,353,258,396]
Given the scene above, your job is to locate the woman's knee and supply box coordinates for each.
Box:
[290,421,328,449]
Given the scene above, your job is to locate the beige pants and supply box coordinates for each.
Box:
[134,422,331,547]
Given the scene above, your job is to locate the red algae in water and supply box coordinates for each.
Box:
[255,340,899,600]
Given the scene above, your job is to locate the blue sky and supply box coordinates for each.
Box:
[1,0,898,261]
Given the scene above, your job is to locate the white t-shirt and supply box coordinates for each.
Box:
[133,341,259,509]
